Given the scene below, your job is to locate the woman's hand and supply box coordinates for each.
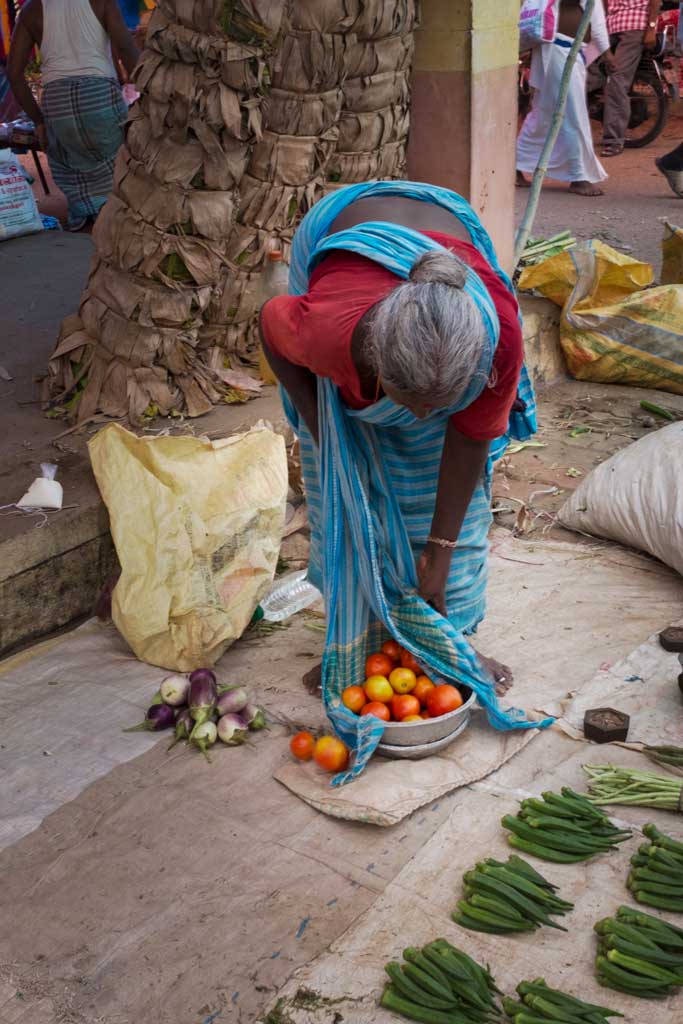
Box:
[416,543,452,616]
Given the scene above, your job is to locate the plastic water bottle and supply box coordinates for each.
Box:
[257,250,289,386]
[259,570,322,622]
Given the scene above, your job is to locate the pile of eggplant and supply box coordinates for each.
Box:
[125,669,266,761]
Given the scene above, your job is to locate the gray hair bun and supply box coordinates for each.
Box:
[408,250,468,289]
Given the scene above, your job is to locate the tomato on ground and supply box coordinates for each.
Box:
[427,683,464,718]
[342,685,366,714]
[400,649,422,674]
[412,675,435,706]
[391,694,421,721]
[360,701,391,721]
[365,652,394,678]
[290,731,315,761]
[381,640,402,662]
[389,667,417,694]
[313,735,349,771]
[364,674,393,703]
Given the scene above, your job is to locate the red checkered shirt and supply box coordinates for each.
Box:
[606,0,650,34]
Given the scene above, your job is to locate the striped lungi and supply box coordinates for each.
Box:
[282,181,552,783]
[42,75,126,229]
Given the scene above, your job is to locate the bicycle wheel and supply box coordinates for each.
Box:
[624,74,669,148]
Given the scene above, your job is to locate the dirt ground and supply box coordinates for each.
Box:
[516,106,683,277]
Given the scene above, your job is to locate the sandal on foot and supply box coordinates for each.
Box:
[600,143,623,157]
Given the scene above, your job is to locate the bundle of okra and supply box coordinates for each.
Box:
[502,978,622,1024]
[628,823,683,911]
[502,788,632,862]
[595,905,683,997]
[455,855,573,935]
[381,938,501,1023]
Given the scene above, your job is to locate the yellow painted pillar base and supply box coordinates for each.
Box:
[406,0,519,271]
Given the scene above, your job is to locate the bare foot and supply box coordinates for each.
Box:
[516,170,530,188]
[473,648,513,695]
[303,662,322,696]
[569,180,604,197]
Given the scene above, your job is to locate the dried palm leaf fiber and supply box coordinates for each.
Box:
[46,0,285,423]
[222,19,347,360]
[329,0,417,186]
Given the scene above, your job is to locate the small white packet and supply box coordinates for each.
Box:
[17,462,63,510]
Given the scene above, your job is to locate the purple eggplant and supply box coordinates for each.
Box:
[216,687,249,717]
[189,669,217,725]
[242,703,266,731]
[217,713,248,746]
[124,702,175,733]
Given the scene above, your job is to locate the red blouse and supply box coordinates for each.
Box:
[261,231,524,441]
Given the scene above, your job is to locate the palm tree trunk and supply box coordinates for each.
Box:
[46,0,417,423]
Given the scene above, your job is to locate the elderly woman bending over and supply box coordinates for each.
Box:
[261,187,527,694]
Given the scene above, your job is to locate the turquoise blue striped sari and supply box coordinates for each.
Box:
[282,182,552,784]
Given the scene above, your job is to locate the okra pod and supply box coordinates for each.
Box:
[596,956,675,992]
[633,889,683,911]
[606,948,683,983]
[468,892,527,921]
[380,985,470,1023]
[506,855,559,889]
[507,835,589,863]
[502,816,611,855]
[384,964,457,1011]
[604,934,683,968]
[402,958,455,1001]
[464,873,565,929]
[643,824,683,856]
[477,865,573,910]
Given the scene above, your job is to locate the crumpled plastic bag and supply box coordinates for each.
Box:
[89,423,287,671]
[519,240,683,394]
[661,220,683,286]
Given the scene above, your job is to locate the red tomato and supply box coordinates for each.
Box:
[391,694,421,721]
[400,649,422,674]
[412,675,436,706]
[426,684,464,718]
[420,711,431,720]
[360,701,391,721]
[381,640,402,662]
[365,652,395,678]
[342,685,366,714]
[290,731,315,761]
[313,735,349,772]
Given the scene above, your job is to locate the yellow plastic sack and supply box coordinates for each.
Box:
[518,240,683,393]
[89,423,287,671]
[661,220,683,285]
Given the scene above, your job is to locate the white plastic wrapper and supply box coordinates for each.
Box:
[17,462,63,510]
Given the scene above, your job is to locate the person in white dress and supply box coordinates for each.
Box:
[516,0,611,197]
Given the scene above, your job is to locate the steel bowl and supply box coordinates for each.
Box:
[378,686,475,755]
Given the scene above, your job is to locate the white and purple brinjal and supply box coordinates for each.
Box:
[190,720,217,762]
[242,703,266,731]
[159,673,190,707]
[217,713,248,746]
[188,669,217,725]
[215,687,249,717]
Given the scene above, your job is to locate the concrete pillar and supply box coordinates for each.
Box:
[406,0,519,271]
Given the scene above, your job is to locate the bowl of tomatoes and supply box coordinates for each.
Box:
[340,641,475,756]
